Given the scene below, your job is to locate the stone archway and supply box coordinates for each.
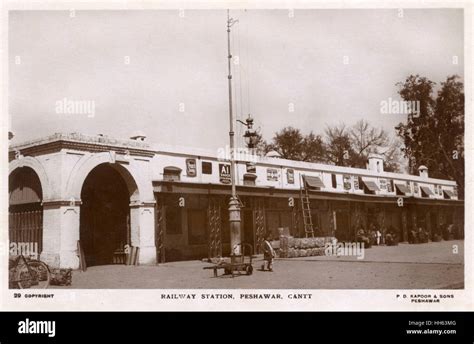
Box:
[9,156,51,200]
[80,163,133,266]
[8,166,44,257]
[66,152,156,266]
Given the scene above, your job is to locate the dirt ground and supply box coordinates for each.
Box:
[60,240,464,289]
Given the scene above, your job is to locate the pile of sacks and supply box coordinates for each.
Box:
[279,236,335,258]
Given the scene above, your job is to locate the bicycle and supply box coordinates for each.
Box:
[9,255,51,289]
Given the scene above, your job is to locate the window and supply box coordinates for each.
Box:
[358,176,363,190]
[165,207,182,234]
[163,166,181,182]
[187,209,207,245]
[332,174,337,188]
[202,161,212,175]
[379,179,387,190]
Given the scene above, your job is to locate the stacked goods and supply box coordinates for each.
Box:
[278,236,335,258]
[50,269,73,286]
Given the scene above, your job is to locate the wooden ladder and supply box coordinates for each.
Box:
[300,175,314,238]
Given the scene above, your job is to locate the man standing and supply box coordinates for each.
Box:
[261,234,276,272]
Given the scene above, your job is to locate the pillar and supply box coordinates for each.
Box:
[130,202,157,265]
[41,200,81,269]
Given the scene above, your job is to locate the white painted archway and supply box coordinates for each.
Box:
[64,152,156,266]
[66,152,154,203]
[9,156,52,200]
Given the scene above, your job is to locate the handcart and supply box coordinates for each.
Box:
[203,243,254,278]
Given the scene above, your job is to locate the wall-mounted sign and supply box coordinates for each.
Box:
[343,175,351,190]
[413,182,419,194]
[246,162,256,173]
[387,180,393,193]
[267,168,279,181]
[353,176,359,190]
[219,164,231,184]
[287,169,294,184]
[186,158,197,177]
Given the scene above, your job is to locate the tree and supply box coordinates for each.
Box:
[323,124,356,166]
[382,137,406,173]
[395,74,464,197]
[265,126,325,162]
[348,119,403,172]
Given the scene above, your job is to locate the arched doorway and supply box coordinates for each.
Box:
[9,167,44,256]
[80,164,132,266]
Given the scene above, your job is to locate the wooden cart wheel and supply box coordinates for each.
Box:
[246,265,253,275]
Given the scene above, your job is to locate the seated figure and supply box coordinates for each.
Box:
[408,229,418,244]
[385,227,399,246]
[356,227,371,248]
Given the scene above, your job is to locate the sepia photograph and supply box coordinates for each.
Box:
[2,3,469,304]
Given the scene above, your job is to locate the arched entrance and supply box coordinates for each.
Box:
[9,167,44,256]
[80,164,132,266]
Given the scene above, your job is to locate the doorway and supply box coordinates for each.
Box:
[80,164,131,266]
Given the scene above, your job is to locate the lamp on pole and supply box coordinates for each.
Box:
[226,10,259,256]
[238,115,259,149]
[226,9,241,255]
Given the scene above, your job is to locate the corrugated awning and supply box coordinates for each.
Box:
[163,166,182,174]
[443,190,455,199]
[304,175,325,189]
[362,179,380,192]
[395,183,411,195]
[243,173,257,180]
[420,186,434,196]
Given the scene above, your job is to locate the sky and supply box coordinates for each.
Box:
[8,9,464,151]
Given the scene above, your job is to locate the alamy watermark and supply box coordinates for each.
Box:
[1,242,39,258]
[324,240,365,260]
[380,97,420,117]
[18,318,56,338]
[217,145,259,163]
[55,97,95,118]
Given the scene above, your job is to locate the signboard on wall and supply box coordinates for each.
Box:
[267,168,279,181]
[246,162,256,173]
[186,159,197,177]
[343,175,351,190]
[387,180,393,192]
[219,164,231,184]
[287,169,294,184]
[353,175,359,190]
[413,182,419,194]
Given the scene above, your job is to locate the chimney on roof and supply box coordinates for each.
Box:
[418,165,428,178]
[367,153,384,173]
[130,130,147,141]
